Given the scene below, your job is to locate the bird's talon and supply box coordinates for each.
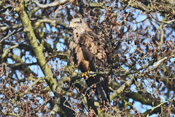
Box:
[94,85,96,88]
[82,73,85,77]
[82,72,89,79]
[85,75,88,79]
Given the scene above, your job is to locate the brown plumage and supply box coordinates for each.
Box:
[69,18,109,104]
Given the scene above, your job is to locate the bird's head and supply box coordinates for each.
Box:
[70,18,85,28]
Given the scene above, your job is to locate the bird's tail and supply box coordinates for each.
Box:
[96,75,109,105]
[86,75,109,106]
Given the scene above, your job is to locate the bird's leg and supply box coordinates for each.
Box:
[82,70,90,79]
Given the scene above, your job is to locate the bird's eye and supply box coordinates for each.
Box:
[76,21,81,23]
[73,18,82,24]
[77,19,82,23]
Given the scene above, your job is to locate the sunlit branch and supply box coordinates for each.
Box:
[33,0,69,9]
[150,13,175,24]
[18,0,57,92]
[135,55,175,78]
[34,18,69,29]
[128,0,151,12]
[142,97,175,116]
[110,77,135,101]
[159,16,167,46]
[0,24,22,32]
[20,77,45,97]
[0,28,23,43]
[2,44,19,59]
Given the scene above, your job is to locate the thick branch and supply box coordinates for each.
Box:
[110,78,135,101]
[17,0,57,92]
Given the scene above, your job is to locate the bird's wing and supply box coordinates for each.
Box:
[79,31,107,68]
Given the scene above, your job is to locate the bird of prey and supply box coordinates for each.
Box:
[69,18,109,104]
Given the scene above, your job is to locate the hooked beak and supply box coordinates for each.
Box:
[69,22,74,28]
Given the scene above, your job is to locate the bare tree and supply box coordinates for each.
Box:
[0,0,175,116]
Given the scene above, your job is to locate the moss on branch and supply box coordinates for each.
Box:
[18,0,57,92]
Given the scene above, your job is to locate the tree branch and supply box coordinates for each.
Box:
[18,0,57,91]
[0,28,23,43]
[33,0,69,9]
[110,77,135,101]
